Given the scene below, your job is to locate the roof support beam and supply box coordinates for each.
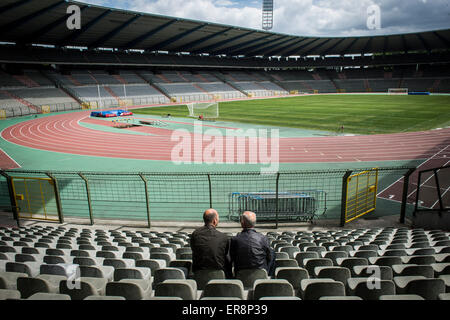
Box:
[382,36,389,54]
[173,27,234,52]
[264,38,307,57]
[0,0,65,36]
[57,9,112,47]
[0,0,33,15]
[247,37,297,57]
[120,19,177,49]
[18,5,89,45]
[341,38,359,55]
[211,34,273,55]
[401,35,409,53]
[89,14,142,49]
[433,31,450,48]
[321,38,346,56]
[301,39,333,57]
[416,33,430,53]
[193,30,255,54]
[146,24,206,52]
[283,38,320,57]
[229,35,291,56]
[361,37,373,55]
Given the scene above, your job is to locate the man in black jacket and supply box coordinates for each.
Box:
[190,209,232,278]
[230,211,275,277]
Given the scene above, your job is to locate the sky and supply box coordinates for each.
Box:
[79,0,450,37]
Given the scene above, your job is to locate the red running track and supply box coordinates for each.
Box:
[2,111,450,164]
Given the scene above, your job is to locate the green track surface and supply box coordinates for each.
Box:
[134,95,450,134]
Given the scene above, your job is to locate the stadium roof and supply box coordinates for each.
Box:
[1,0,449,58]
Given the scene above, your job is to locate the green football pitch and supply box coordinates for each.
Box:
[134,95,450,135]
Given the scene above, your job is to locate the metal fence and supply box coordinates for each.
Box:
[0,167,415,228]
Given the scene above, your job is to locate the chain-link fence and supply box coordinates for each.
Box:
[0,167,415,227]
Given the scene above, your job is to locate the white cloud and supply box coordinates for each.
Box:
[81,0,450,36]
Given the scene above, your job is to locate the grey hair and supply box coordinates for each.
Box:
[241,213,256,228]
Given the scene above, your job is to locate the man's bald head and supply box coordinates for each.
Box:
[203,209,219,226]
[240,211,256,229]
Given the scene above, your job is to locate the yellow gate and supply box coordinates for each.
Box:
[0,109,6,120]
[11,177,60,222]
[344,168,379,224]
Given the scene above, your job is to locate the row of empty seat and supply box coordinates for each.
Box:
[0,225,449,300]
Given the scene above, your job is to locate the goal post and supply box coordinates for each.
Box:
[187,101,219,119]
[388,88,408,95]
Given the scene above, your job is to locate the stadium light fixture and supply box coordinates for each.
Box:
[262,0,274,31]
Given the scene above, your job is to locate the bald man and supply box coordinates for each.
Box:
[230,211,275,276]
[190,209,232,277]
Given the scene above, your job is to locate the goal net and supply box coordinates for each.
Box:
[187,102,219,119]
[388,88,408,95]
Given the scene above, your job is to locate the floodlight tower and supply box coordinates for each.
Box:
[262,0,274,30]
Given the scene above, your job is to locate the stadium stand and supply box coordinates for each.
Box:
[0,225,449,300]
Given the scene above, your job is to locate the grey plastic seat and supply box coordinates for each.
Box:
[0,271,28,290]
[323,251,349,265]
[352,279,396,300]
[169,260,193,278]
[17,276,62,299]
[43,255,68,265]
[193,269,225,290]
[379,294,424,300]
[275,267,309,292]
[315,267,351,285]
[353,250,378,259]
[136,259,166,273]
[382,249,407,257]
[431,263,450,277]
[300,279,345,300]
[319,296,362,300]
[113,267,151,282]
[275,252,289,260]
[0,289,21,300]
[252,279,294,300]
[336,257,368,276]
[84,295,126,300]
[154,267,185,286]
[151,253,174,265]
[235,269,268,290]
[79,265,114,282]
[294,252,319,268]
[402,255,436,265]
[155,279,198,300]
[103,258,134,269]
[106,281,152,300]
[259,296,301,300]
[404,278,445,300]
[438,293,450,300]
[304,258,333,276]
[305,246,326,254]
[6,262,40,277]
[352,265,393,280]
[275,259,298,269]
[394,276,427,294]
[202,279,246,300]
[392,265,434,278]
[60,278,108,300]
[369,256,403,267]
[280,246,300,259]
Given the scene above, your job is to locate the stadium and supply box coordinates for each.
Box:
[0,0,449,306]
